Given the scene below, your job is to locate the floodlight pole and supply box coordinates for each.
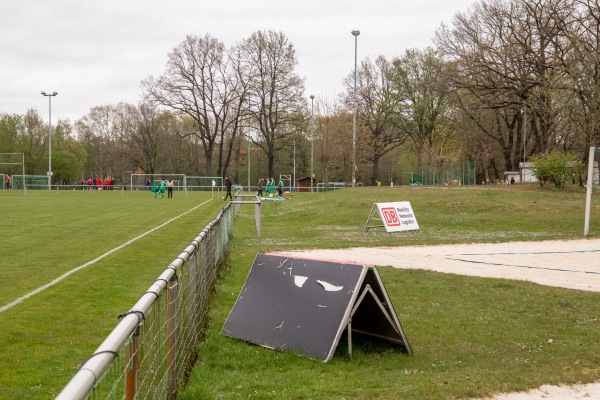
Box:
[584,146,596,236]
[247,141,251,192]
[310,95,315,193]
[351,30,360,188]
[41,91,58,190]
[523,105,527,181]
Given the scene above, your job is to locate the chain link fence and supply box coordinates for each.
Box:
[402,161,477,186]
[56,202,235,400]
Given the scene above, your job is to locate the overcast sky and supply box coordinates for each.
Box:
[1,0,475,123]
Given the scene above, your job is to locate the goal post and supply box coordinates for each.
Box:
[130,174,187,192]
[584,146,599,236]
[0,153,26,194]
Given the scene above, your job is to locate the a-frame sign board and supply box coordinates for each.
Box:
[221,254,412,362]
[365,201,420,233]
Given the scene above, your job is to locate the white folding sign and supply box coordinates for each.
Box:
[365,201,420,233]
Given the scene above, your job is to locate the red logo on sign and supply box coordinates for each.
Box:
[381,207,401,226]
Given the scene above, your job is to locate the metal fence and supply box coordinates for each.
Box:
[56,202,235,400]
[402,161,477,186]
[419,161,477,185]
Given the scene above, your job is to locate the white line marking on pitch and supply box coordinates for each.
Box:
[0,199,213,314]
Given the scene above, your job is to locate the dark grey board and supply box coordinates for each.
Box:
[221,254,411,361]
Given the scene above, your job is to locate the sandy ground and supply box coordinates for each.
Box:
[274,238,600,400]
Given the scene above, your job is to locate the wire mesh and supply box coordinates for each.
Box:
[415,161,477,185]
[56,204,234,400]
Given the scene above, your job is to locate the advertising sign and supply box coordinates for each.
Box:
[375,201,419,232]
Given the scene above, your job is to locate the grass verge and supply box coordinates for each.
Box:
[179,186,600,399]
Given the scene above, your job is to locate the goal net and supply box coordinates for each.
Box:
[0,153,25,190]
[584,146,600,236]
[11,175,50,190]
[130,174,186,191]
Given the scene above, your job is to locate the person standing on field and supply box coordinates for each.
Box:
[167,179,174,199]
[257,178,263,197]
[277,177,284,197]
[5,174,10,190]
[224,176,233,201]
[159,179,167,198]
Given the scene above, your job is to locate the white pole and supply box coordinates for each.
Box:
[49,96,52,190]
[351,30,360,188]
[310,95,314,193]
[584,146,595,236]
[41,91,58,190]
[22,153,26,197]
[247,141,251,192]
[523,106,527,174]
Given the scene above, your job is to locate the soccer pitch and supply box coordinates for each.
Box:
[0,189,224,399]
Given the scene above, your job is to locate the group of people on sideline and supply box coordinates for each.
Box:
[81,177,115,190]
[256,177,284,197]
[482,177,516,185]
[221,176,285,202]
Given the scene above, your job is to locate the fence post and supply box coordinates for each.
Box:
[125,325,141,400]
[188,250,198,343]
[255,202,261,237]
[584,146,596,236]
[167,273,179,399]
[235,196,241,216]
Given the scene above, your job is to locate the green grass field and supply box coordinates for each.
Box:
[0,189,225,399]
[0,185,599,399]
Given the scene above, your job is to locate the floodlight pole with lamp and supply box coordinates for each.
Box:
[310,94,315,193]
[351,30,360,188]
[41,91,58,190]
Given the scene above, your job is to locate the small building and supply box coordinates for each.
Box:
[295,177,316,192]
[518,162,538,183]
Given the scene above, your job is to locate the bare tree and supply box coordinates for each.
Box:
[143,34,246,176]
[313,96,353,186]
[557,0,600,153]
[120,103,177,174]
[344,55,408,185]
[435,0,574,171]
[389,48,456,175]
[75,104,122,178]
[239,30,306,179]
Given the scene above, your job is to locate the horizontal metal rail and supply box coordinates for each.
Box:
[56,204,234,400]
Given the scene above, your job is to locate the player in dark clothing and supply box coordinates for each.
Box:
[224,176,233,201]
